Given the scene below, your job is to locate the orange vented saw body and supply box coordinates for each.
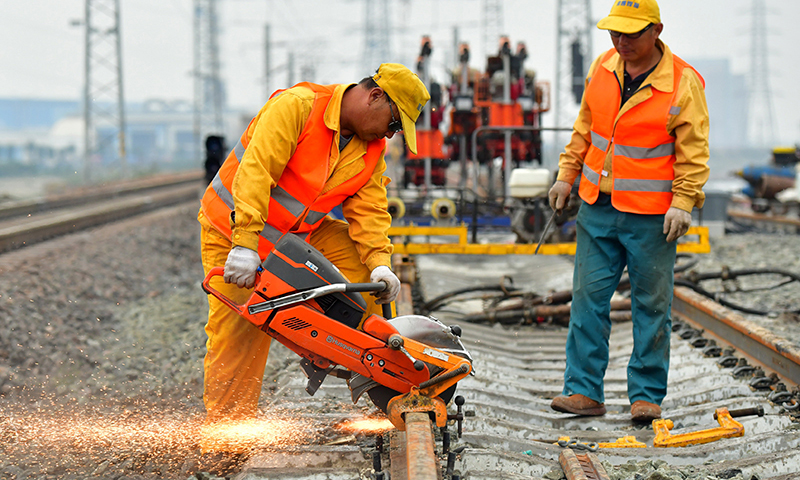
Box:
[202,233,472,407]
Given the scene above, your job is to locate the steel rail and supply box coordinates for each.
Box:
[0,183,202,253]
[672,286,800,387]
[728,210,800,228]
[389,412,439,480]
[559,449,611,480]
[0,170,203,221]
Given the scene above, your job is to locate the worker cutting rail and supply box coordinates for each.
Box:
[197,62,473,449]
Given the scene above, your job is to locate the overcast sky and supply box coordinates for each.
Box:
[3,0,800,145]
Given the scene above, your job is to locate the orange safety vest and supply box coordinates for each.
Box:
[578,49,704,214]
[201,82,386,258]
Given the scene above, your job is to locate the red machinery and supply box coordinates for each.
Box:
[448,37,550,197]
[401,37,550,195]
[402,36,448,188]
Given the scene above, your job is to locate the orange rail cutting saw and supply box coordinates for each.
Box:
[202,233,473,414]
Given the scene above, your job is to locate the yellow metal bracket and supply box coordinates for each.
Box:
[386,387,449,431]
[555,435,645,450]
[653,407,744,447]
[389,224,709,255]
[597,435,647,448]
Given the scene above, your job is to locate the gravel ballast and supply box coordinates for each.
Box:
[1,203,798,480]
[0,204,229,479]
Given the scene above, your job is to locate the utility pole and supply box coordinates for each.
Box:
[80,0,127,181]
[193,0,225,165]
[747,0,776,147]
[553,0,592,161]
[361,0,391,76]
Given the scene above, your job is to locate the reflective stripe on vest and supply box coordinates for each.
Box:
[582,163,601,186]
[612,141,676,194]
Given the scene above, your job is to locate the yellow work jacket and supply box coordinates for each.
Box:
[201,82,393,270]
[558,40,710,213]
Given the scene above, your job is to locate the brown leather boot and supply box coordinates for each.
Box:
[550,394,606,416]
[631,400,661,423]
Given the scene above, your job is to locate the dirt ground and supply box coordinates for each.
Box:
[0,204,249,480]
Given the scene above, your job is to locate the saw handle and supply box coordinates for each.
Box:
[201,266,248,316]
[201,274,389,318]
[343,282,387,293]
[344,282,394,319]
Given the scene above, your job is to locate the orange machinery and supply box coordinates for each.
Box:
[402,36,448,188]
[202,233,473,429]
[446,37,550,194]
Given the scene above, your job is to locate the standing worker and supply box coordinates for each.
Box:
[197,63,430,434]
[548,0,709,422]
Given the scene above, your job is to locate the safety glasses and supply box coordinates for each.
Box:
[609,23,653,40]
[386,96,403,133]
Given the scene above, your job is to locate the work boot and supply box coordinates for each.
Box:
[550,394,606,416]
[631,400,661,423]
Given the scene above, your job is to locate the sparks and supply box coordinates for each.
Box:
[337,417,394,434]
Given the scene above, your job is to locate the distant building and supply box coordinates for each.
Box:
[0,97,249,176]
[686,58,748,149]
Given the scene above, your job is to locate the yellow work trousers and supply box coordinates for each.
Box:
[199,211,385,423]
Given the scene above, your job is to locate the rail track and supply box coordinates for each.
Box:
[234,253,800,480]
[0,171,204,253]
[728,209,800,235]
[2,175,799,479]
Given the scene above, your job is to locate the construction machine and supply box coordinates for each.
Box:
[202,233,473,430]
[391,36,558,243]
[445,37,550,198]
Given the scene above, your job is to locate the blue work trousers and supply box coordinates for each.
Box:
[563,194,676,405]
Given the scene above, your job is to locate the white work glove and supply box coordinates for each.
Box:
[548,180,572,212]
[663,207,692,243]
[223,246,261,288]
[370,265,401,304]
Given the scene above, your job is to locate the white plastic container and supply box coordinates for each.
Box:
[508,168,551,199]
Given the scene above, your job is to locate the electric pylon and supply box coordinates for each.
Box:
[361,0,391,76]
[82,0,127,180]
[193,0,225,163]
[747,0,776,146]
[481,0,504,59]
[553,0,593,152]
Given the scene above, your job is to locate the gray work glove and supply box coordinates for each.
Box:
[548,180,572,212]
[663,207,692,243]
[223,246,261,288]
[370,265,401,304]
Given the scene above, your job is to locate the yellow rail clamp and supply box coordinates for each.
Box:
[653,407,744,448]
[389,224,709,255]
[386,387,449,431]
[597,435,647,449]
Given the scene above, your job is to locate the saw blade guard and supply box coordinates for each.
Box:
[349,314,473,411]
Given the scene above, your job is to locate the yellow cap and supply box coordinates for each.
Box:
[597,0,660,34]
[372,63,430,155]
